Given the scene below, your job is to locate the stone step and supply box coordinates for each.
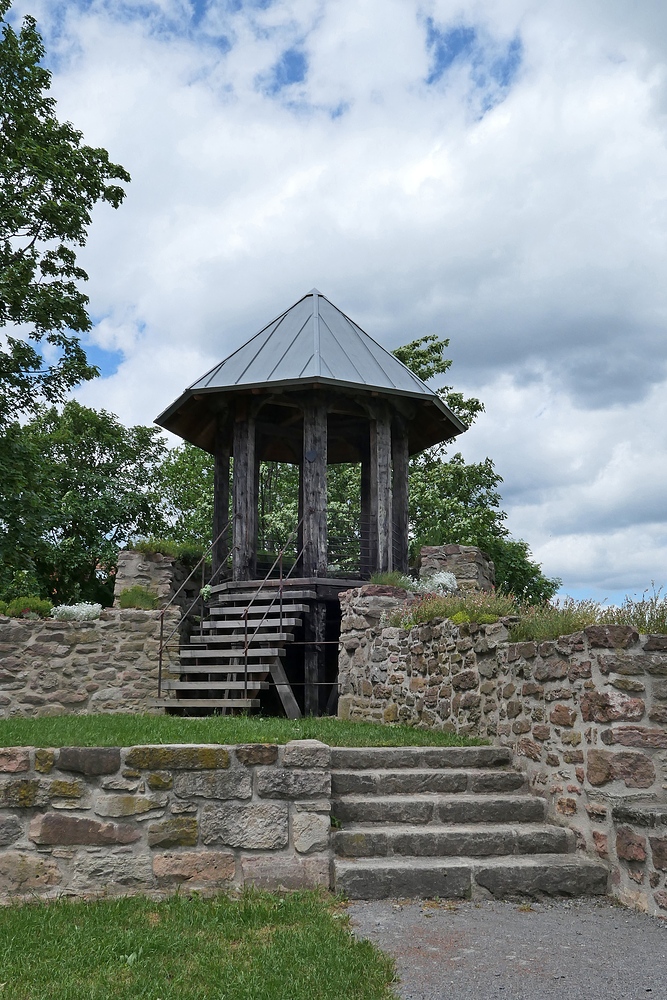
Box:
[332,794,547,826]
[333,854,608,900]
[334,822,575,859]
[330,746,513,771]
[332,768,526,796]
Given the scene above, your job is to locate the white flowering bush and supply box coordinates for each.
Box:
[411,571,458,595]
[50,602,103,622]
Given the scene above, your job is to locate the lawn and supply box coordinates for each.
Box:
[0,713,484,748]
[0,890,396,1000]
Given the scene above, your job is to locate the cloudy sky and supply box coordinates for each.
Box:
[9,0,667,600]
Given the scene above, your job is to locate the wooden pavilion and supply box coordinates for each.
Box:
[154,289,465,716]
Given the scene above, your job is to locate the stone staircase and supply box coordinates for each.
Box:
[155,584,312,716]
[331,746,609,900]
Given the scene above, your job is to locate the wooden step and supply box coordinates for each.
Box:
[203,618,302,630]
[209,604,309,616]
[179,648,285,660]
[189,633,294,645]
[161,680,270,691]
[152,698,260,709]
[212,591,317,605]
[175,664,273,675]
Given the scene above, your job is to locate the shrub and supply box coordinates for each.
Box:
[118,585,158,610]
[0,600,7,615]
[370,571,413,589]
[51,603,103,622]
[508,598,601,643]
[412,570,458,595]
[6,596,53,618]
[387,590,519,629]
[128,539,206,564]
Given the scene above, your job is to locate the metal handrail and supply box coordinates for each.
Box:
[157,519,231,699]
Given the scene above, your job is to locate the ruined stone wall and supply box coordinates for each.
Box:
[114,550,205,612]
[0,740,331,901]
[0,610,179,718]
[418,544,495,592]
[338,586,667,917]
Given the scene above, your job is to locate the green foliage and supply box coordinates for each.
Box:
[370,571,413,589]
[0,713,485,748]
[0,599,7,614]
[509,589,667,642]
[0,890,397,1000]
[388,590,519,629]
[480,536,561,604]
[129,537,206,564]
[601,586,667,635]
[0,2,129,428]
[6,595,52,618]
[0,401,167,605]
[393,333,484,428]
[118,585,158,610]
[157,443,214,545]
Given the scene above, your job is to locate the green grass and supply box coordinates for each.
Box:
[369,571,413,589]
[118,585,159,610]
[387,590,518,630]
[0,890,396,1000]
[0,713,484,748]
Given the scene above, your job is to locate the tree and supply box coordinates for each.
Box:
[0,402,167,604]
[0,0,130,426]
[157,443,214,546]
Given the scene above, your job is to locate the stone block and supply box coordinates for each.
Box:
[95,790,168,817]
[173,770,252,800]
[29,812,140,845]
[125,745,230,770]
[0,748,29,772]
[580,691,644,723]
[72,853,153,890]
[585,625,639,648]
[534,659,568,681]
[0,851,62,893]
[0,814,23,846]
[645,636,667,651]
[610,677,645,692]
[147,817,198,847]
[146,771,173,790]
[549,704,576,727]
[0,779,48,808]
[649,837,667,870]
[587,749,655,788]
[654,890,667,910]
[616,826,647,862]
[201,802,288,849]
[292,811,330,854]
[235,744,279,766]
[600,727,667,749]
[451,670,478,691]
[256,768,330,799]
[592,832,608,857]
[49,779,87,800]
[282,740,330,769]
[153,850,235,885]
[58,747,121,775]
[241,853,330,890]
[34,749,55,773]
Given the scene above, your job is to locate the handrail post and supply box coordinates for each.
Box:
[243,606,249,702]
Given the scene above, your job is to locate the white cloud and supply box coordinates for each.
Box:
[12,0,667,594]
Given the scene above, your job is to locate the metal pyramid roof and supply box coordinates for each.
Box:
[188,289,442,399]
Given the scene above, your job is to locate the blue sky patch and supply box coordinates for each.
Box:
[425,18,523,112]
[264,47,308,94]
[83,343,124,379]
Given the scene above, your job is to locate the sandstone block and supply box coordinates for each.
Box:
[0,779,48,808]
[0,851,61,893]
[644,636,667,651]
[153,850,235,885]
[240,853,330,890]
[610,677,645,692]
[534,659,568,682]
[58,747,120,775]
[648,706,667,723]
[0,814,23,846]
[600,727,667,749]
[649,837,667,870]
[616,826,647,862]
[146,771,173,790]
[0,748,29,772]
[592,831,608,857]
[556,798,577,815]
[94,794,167,817]
[282,740,331,769]
[173,770,252,801]
[516,738,542,761]
[29,812,140,845]
[34,749,55,773]
[256,768,330,799]
[654,890,667,910]
[549,704,576,727]
[235,744,279,766]
[72,853,153,890]
[587,749,655,788]
[201,802,288,849]
[585,625,639,648]
[580,691,644,724]
[532,725,551,741]
[49,779,86,800]
[125,745,230,770]
[147,817,198,847]
[292,811,330,854]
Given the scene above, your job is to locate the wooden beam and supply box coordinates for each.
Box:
[370,406,393,574]
[232,401,258,581]
[269,659,302,719]
[304,600,327,716]
[392,415,409,574]
[212,420,230,579]
[301,398,328,578]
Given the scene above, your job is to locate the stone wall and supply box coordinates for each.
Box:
[0,740,330,901]
[114,550,206,612]
[337,585,667,917]
[0,610,179,718]
[419,544,495,592]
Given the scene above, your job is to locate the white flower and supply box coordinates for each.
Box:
[50,603,103,621]
[411,571,458,595]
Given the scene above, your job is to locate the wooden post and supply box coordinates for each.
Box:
[360,432,375,579]
[370,406,393,574]
[392,415,409,574]
[212,420,230,580]
[304,600,327,716]
[232,400,258,581]
[301,398,328,578]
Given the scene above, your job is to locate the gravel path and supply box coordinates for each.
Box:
[349,898,667,1000]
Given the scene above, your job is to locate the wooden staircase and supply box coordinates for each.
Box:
[154,583,316,717]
